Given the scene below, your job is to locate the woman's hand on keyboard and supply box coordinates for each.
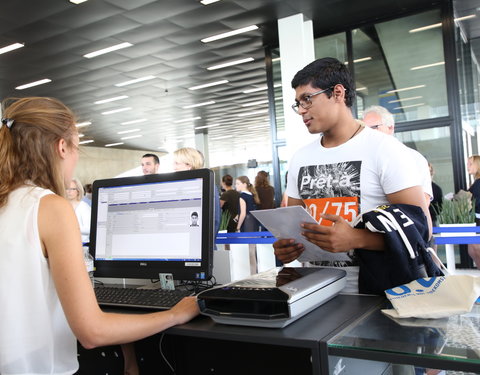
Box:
[170,296,200,325]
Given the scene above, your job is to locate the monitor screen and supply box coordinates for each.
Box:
[89,169,214,281]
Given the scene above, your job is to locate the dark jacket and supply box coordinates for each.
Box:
[353,204,444,295]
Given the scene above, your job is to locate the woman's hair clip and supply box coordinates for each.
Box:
[0,118,14,130]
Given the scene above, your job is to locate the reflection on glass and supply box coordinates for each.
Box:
[352,10,448,122]
[395,126,453,195]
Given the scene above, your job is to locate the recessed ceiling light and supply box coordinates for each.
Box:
[117,128,140,135]
[241,99,269,107]
[356,87,367,91]
[394,103,425,110]
[236,109,268,117]
[409,15,476,33]
[79,139,94,145]
[200,0,221,5]
[188,80,229,90]
[94,95,128,105]
[15,78,51,90]
[182,101,215,109]
[105,142,124,147]
[243,83,281,94]
[207,57,254,71]
[83,42,132,59]
[121,118,147,125]
[387,85,426,94]
[115,75,156,87]
[75,121,92,128]
[78,133,85,138]
[174,116,201,124]
[101,107,132,115]
[388,96,423,104]
[120,134,143,140]
[194,124,221,130]
[70,0,88,3]
[410,61,445,70]
[272,57,281,62]
[201,25,258,43]
[0,42,24,55]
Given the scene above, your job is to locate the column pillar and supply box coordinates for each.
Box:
[278,13,317,160]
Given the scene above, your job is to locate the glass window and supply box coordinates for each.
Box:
[314,32,347,62]
[353,10,448,122]
[396,126,453,195]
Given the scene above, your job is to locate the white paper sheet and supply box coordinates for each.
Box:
[251,206,350,262]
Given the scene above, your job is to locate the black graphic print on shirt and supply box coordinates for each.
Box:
[298,161,362,225]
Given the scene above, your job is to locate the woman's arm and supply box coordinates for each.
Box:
[236,197,246,231]
[39,195,199,349]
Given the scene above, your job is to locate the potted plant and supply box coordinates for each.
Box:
[219,211,232,233]
[436,189,476,236]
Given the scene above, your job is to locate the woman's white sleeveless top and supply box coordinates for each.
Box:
[0,186,78,375]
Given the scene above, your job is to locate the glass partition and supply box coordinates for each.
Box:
[352,10,448,122]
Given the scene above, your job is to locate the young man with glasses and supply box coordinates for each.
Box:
[273,57,431,293]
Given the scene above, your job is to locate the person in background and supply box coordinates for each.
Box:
[428,163,443,227]
[254,170,275,210]
[280,171,289,207]
[173,147,221,239]
[467,155,480,269]
[362,105,433,206]
[220,174,240,233]
[82,183,92,206]
[0,97,198,375]
[67,177,91,244]
[141,153,159,175]
[235,176,260,232]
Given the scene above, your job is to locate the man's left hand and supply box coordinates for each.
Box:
[301,213,356,252]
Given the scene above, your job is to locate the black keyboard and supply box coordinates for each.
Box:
[95,286,194,310]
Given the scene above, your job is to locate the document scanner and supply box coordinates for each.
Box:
[197,267,346,328]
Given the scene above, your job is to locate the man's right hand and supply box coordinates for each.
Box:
[273,239,304,264]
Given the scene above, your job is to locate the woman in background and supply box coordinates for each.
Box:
[66,177,91,244]
[0,97,198,375]
[173,147,221,238]
[235,176,260,232]
[467,155,480,269]
[220,174,240,233]
[254,170,275,210]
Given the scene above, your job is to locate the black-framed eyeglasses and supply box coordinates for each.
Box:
[291,87,333,113]
[369,124,383,130]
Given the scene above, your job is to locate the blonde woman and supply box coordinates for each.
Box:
[235,176,260,232]
[173,147,221,240]
[467,155,480,269]
[173,147,204,171]
[0,97,198,374]
[66,177,91,243]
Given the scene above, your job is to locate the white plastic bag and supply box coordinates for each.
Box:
[382,275,480,319]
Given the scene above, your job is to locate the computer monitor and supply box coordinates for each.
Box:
[89,169,214,281]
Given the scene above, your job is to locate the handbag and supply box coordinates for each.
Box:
[382,274,480,319]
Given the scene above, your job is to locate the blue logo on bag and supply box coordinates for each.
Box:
[385,277,442,299]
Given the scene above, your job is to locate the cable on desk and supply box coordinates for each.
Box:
[159,333,175,374]
[177,276,217,294]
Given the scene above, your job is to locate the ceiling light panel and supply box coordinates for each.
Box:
[207,57,254,70]
[0,43,24,55]
[182,101,215,109]
[94,95,129,104]
[115,75,156,87]
[201,25,258,43]
[15,78,51,90]
[188,80,228,90]
[105,142,124,147]
[84,42,133,58]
